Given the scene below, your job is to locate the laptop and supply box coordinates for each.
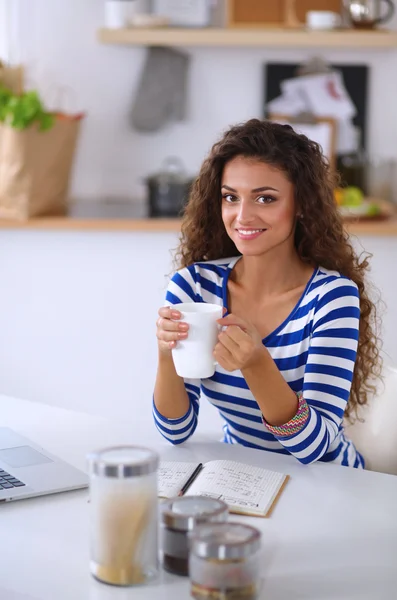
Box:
[0,427,88,502]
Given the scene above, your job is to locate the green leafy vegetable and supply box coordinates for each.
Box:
[0,85,54,131]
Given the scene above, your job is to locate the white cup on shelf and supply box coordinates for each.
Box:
[104,0,149,29]
[171,303,223,380]
[306,10,341,30]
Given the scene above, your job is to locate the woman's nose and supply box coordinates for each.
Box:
[236,200,255,224]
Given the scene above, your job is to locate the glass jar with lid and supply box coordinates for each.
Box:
[161,495,228,576]
[87,446,159,586]
[189,522,262,600]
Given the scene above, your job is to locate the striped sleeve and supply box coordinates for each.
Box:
[264,277,360,465]
[153,267,201,445]
[165,265,199,305]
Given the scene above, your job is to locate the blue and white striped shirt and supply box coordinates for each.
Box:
[153,256,363,468]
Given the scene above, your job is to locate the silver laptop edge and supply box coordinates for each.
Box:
[0,427,88,502]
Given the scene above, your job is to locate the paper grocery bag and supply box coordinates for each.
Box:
[0,113,84,220]
[0,62,23,94]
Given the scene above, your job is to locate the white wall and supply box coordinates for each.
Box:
[0,0,17,63]
[0,231,224,433]
[0,1,7,60]
[0,231,175,422]
[12,0,397,201]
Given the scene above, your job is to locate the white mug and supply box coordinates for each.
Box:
[104,0,149,29]
[171,303,223,379]
[306,10,341,29]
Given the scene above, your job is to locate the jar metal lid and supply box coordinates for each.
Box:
[190,523,261,560]
[161,496,228,532]
[87,446,159,478]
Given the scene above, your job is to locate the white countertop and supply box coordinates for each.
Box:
[0,394,396,600]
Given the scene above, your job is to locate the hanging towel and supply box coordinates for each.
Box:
[131,46,190,133]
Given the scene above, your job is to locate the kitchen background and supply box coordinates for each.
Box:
[0,0,396,432]
[2,0,396,204]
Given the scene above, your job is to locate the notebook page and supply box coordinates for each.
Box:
[158,461,199,498]
[185,460,286,516]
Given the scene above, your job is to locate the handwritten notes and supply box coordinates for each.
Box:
[158,461,198,498]
[158,459,288,516]
[186,460,286,516]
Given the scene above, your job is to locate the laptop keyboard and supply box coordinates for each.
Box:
[0,469,26,489]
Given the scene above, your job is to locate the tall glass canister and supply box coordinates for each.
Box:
[87,446,159,586]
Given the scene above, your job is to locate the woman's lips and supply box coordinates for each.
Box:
[236,228,266,241]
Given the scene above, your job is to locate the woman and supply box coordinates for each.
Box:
[153,119,381,468]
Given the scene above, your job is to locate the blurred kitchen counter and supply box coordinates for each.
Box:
[0,200,180,232]
[0,200,396,236]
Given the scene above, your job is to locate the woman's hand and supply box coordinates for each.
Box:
[214,314,264,372]
[156,306,189,354]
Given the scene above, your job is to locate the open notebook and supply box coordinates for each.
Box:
[158,460,288,517]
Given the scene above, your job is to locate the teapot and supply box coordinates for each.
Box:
[344,0,395,28]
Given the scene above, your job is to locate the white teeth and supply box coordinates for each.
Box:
[238,229,264,236]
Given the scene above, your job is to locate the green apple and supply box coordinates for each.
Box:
[366,203,381,217]
[343,186,364,206]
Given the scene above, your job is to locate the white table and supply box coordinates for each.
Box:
[0,395,396,600]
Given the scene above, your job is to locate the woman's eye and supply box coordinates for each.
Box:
[257,195,276,204]
[222,194,238,203]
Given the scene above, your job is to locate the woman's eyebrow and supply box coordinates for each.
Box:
[221,184,279,192]
[252,186,279,193]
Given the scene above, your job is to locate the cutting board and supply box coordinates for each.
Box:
[227,0,343,27]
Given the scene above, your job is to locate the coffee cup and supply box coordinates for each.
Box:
[171,303,223,379]
[306,10,341,29]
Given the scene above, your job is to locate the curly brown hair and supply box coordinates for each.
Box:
[175,118,382,419]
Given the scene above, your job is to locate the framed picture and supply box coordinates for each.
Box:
[263,63,369,151]
[268,113,337,170]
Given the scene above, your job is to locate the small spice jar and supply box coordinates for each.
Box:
[161,496,228,576]
[87,446,159,587]
[189,522,262,600]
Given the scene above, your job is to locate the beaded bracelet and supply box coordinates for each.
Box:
[262,392,310,437]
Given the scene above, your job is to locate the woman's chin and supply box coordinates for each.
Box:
[236,244,268,257]
[233,237,268,255]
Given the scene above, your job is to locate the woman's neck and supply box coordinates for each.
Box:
[233,247,313,298]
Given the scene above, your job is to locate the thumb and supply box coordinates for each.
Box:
[217,313,249,332]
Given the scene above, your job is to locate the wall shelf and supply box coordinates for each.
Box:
[1,216,396,236]
[98,27,397,49]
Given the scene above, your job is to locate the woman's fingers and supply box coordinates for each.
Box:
[222,324,249,344]
[156,306,189,351]
[217,313,249,332]
[158,306,182,320]
[157,329,188,342]
[157,317,189,333]
[218,329,240,353]
[214,343,236,372]
[157,306,189,333]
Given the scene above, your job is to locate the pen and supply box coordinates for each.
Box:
[178,463,204,497]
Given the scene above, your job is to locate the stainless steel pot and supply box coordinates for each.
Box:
[145,157,194,218]
[344,0,395,28]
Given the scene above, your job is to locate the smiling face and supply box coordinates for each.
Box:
[221,156,298,257]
